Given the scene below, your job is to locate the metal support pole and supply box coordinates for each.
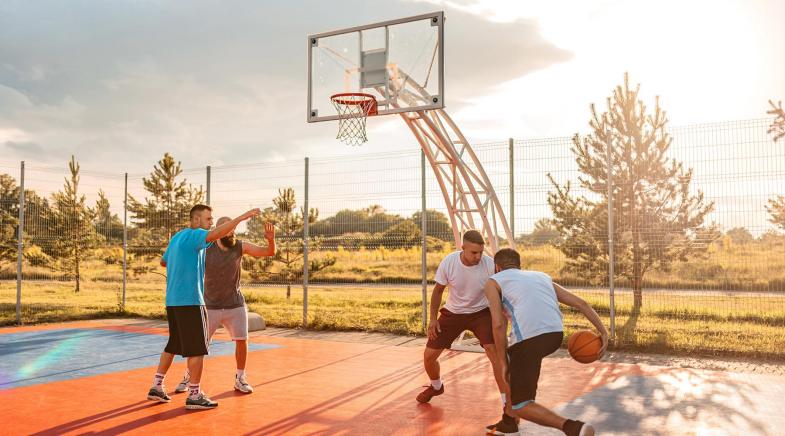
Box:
[15,161,25,324]
[122,173,128,311]
[205,165,211,206]
[421,150,428,333]
[509,137,515,240]
[606,144,616,343]
[302,157,310,329]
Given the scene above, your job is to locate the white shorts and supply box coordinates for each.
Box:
[207,306,249,341]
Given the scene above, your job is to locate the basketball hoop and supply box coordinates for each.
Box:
[331,93,378,146]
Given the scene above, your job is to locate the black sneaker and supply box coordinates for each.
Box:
[485,413,519,435]
[185,393,218,410]
[147,387,171,403]
[564,419,595,436]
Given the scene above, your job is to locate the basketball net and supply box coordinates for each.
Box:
[331,93,378,146]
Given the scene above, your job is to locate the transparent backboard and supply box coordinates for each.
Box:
[307,11,444,123]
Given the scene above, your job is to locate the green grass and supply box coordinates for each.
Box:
[2,279,784,360]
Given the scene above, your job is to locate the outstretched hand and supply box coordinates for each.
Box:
[242,208,262,220]
[264,222,275,240]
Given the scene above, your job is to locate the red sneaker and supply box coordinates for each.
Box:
[416,384,444,403]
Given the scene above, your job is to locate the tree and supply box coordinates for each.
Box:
[726,227,754,245]
[518,218,563,246]
[766,100,785,229]
[245,188,335,298]
[382,219,421,247]
[0,175,19,264]
[411,209,453,241]
[767,197,785,231]
[127,153,203,261]
[548,73,716,310]
[94,190,124,244]
[768,100,785,142]
[310,207,403,236]
[50,156,102,292]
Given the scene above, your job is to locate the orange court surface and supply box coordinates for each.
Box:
[2,319,783,435]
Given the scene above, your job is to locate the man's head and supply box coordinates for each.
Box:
[460,230,485,266]
[493,248,521,273]
[190,204,213,230]
[216,216,236,247]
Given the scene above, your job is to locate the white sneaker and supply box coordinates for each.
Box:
[234,375,253,393]
[175,374,190,393]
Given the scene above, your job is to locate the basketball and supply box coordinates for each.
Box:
[568,330,603,364]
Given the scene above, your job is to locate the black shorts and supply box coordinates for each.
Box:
[426,307,495,349]
[164,305,209,357]
[508,331,563,409]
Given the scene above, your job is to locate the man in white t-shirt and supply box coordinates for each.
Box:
[416,230,515,433]
[484,248,608,436]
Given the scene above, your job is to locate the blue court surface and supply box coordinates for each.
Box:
[0,328,280,390]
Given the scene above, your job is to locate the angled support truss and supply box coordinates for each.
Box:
[380,71,515,253]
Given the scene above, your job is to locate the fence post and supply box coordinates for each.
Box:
[205,165,211,206]
[15,161,25,325]
[122,173,128,311]
[302,157,309,329]
[421,150,428,333]
[509,137,515,239]
[606,144,616,343]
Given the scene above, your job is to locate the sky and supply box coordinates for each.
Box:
[0,0,783,233]
[1,0,783,172]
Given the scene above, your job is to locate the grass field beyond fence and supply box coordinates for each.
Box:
[2,279,784,360]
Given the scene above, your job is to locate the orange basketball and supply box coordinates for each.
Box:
[567,330,602,364]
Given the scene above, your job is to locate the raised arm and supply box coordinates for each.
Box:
[206,208,260,243]
[553,282,609,357]
[243,222,276,257]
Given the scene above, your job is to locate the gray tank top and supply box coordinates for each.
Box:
[204,240,245,309]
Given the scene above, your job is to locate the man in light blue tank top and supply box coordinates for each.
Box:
[484,248,608,436]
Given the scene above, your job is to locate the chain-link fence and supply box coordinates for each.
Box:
[1,118,783,358]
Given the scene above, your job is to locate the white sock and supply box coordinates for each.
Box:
[236,369,245,378]
[430,379,443,390]
[500,392,507,408]
[188,383,201,399]
[183,369,190,379]
[152,372,165,389]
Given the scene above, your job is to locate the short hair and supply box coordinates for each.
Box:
[189,204,212,219]
[463,230,485,245]
[494,248,521,270]
[216,216,231,226]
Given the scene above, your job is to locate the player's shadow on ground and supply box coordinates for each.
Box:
[241,350,488,435]
[548,364,767,435]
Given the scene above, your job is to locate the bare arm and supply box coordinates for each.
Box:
[427,283,447,340]
[484,279,509,369]
[206,208,260,243]
[242,241,274,257]
[243,222,276,257]
[553,282,609,357]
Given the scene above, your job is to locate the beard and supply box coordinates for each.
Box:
[220,235,236,247]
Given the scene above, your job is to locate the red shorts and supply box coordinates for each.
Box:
[426,307,495,349]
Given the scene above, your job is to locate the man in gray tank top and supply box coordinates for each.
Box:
[175,216,276,394]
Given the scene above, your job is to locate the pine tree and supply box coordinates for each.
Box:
[51,156,102,292]
[548,73,716,310]
[0,175,19,264]
[94,190,124,244]
[765,100,785,229]
[127,153,204,259]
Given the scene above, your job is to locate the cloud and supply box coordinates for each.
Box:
[0,0,571,172]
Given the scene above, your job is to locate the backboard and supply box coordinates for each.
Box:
[307,11,444,123]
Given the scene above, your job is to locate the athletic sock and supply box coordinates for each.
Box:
[430,379,443,390]
[152,373,165,389]
[188,383,201,399]
[183,369,190,379]
[236,369,245,379]
[500,392,506,407]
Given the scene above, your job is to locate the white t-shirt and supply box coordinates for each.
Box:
[490,268,563,346]
[434,251,495,314]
